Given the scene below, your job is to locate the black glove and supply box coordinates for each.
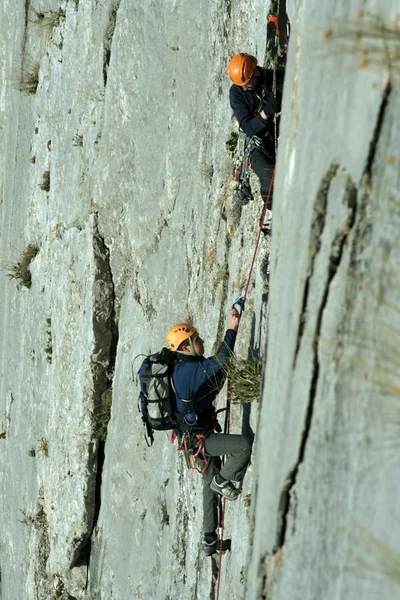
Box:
[262,92,280,116]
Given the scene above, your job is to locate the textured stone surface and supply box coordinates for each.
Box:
[246,1,400,599]
[0,1,268,599]
[1,0,399,599]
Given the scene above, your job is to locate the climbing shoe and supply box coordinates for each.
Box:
[210,476,240,500]
[203,537,232,557]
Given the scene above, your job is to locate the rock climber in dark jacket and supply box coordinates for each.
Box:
[166,309,253,556]
[228,52,285,210]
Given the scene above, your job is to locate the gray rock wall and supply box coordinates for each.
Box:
[246,1,400,599]
[0,1,270,599]
[1,0,398,599]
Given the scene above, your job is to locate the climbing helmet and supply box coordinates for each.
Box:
[166,324,197,351]
[228,53,258,86]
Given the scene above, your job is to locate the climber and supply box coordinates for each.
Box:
[228,52,285,211]
[166,309,253,556]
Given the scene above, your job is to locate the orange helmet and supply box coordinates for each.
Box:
[166,323,197,351]
[228,53,258,85]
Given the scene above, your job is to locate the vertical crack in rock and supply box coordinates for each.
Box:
[365,80,392,185]
[210,555,219,599]
[24,0,29,31]
[275,175,357,551]
[103,0,122,87]
[70,220,119,581]
[33,487,52,600]
[293,163,339,365]
[172,497,189,586]
[213,231,232,351]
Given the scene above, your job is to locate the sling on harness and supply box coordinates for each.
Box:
[232,132,274,206]
[175,407,226,473]
[178,431,210,474]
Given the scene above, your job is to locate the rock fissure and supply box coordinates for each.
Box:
[103,1,122,87]
[365,80,392,185]
[213,232,231,352]
[70,221,119,581]
[33,487,52,600]
[293,163,339,365]
[275,175,357,552]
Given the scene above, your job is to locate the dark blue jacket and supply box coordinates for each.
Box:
[172,329,237,432]
[229,67,285,138]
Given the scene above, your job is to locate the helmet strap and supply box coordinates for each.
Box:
[175,335,199,357]
[188,336,198,356]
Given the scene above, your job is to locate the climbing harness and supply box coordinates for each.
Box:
[232,133,275,206]
[175,411,225,474]
[178,431,210,474]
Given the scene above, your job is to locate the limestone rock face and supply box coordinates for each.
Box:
[246,1,400,599]
[0,1,266,599]
[1,0,399,599]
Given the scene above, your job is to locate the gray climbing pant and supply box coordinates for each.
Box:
[251,148,275,207]
[197,433,253,534]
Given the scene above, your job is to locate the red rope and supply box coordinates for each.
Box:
[216,393,231,600]
[215,169,275,600]
[243,168,275,301]
[216,10,287,593]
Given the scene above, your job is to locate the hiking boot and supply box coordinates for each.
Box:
[210,476,241,500]
[203,538,232,556]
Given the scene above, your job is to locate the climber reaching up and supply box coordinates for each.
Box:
[166,308,254,556]
[228,52,285,212]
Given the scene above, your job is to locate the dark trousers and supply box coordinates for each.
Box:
[250,149,275,208]
[198,433,253,533]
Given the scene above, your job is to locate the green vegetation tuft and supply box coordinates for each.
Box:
[94,388,113,441]
[225,354,263,404]
[161,501,170,527]
[244,493,251,507]
[14,55,40,95]
[38,171,50,192]
[32,8,65,33]
[7,244,40,288]
[226,131,239,155]
[39,437,49,457]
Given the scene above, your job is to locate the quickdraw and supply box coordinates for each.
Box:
[177,431,211,474]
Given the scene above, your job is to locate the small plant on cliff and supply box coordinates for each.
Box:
[13,55,40,95]
[38,171,50,192]
[38,437,49,457]
[94,388,112,441]
[32,8,65,33]
[72,133,83,147]
[7,244,39,288]
[224,354,263,404]
[226,131,239,155]
[160,501,170,527]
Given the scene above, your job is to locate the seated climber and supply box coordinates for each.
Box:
[228,52,285,216]
[166,308,253,556]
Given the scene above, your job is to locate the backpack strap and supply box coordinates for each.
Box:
[170,377,197,427]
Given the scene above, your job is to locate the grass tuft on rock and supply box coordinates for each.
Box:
[32,8,65,33]
[38,171,50,192]
[13,55,40,95]
[225,354,263,404]
[94,388,113,441]
[7,244,40,288]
